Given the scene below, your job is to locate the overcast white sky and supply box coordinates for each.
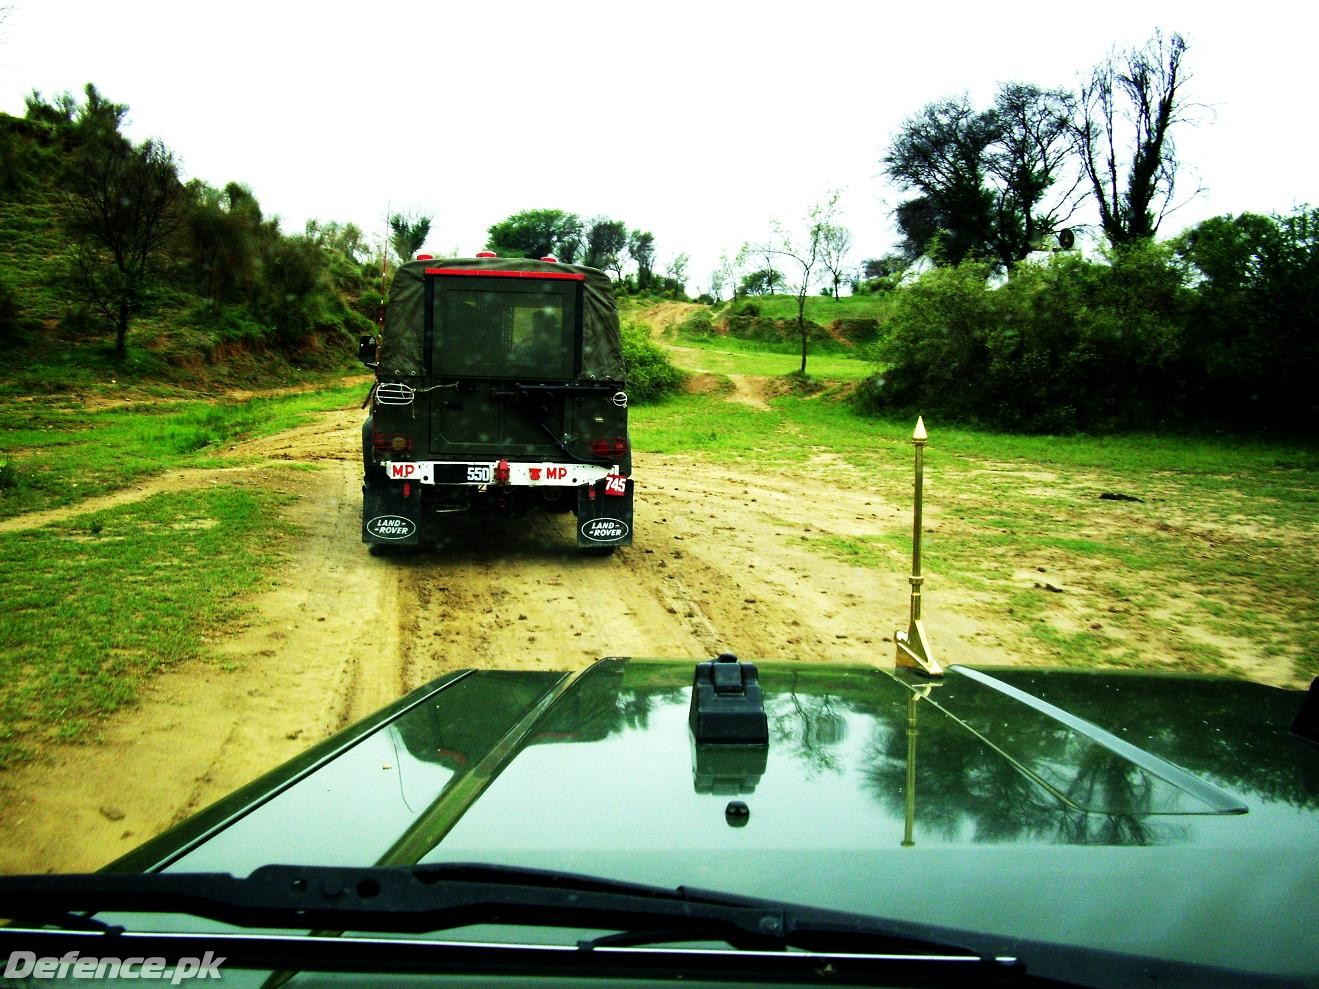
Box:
[2,1,1316,293]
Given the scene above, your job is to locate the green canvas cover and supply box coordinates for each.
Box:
[378,257,625,381]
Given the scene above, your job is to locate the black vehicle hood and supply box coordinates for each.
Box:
[106,659,1319,982]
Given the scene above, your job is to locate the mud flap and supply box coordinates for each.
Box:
[362,481,422,546]
[577,478,633,547]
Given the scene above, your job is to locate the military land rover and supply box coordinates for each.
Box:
[359,254,632,551]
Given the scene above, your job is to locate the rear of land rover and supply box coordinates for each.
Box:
[362,256,633,550]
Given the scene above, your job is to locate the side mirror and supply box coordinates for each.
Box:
[358,334,378,366]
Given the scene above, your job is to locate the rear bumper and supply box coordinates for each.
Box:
[381,459,617,487]
[363,468,633,548]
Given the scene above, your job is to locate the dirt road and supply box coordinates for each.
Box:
[1,398,1000,873]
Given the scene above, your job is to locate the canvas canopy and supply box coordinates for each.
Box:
[378,257,625,381]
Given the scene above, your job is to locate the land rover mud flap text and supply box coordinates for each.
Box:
[577,478,633,546]
[362,482,421,545]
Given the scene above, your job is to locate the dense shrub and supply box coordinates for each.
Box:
[1174,209,1319,428]
[859,246,1194,433]
[621,321,684,403]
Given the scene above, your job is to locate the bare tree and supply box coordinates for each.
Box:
[759,191,841,375]
[819,221,853,300]
[1074,30,1192,246]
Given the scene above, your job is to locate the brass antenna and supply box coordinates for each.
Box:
[895,416,943,677]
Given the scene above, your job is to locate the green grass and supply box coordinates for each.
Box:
[670,335,878,381]
[632,387,1319,684]
[720,293,898,325]
[0,487,291,768]
[0,382,366,520]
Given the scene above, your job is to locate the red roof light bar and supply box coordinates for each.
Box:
[425,268,586,281]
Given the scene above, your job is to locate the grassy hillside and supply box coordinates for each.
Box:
[0,104,372,397]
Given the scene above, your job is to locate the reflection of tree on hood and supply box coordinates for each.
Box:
[986,671,1319,812]
[770,672,849,778]
[392,664,686,771]
[861,698,1187,847]
[393,671,566,771]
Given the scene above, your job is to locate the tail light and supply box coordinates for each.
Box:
[372,432,413,453]
[494,458,511,484]
[591,437,628,459]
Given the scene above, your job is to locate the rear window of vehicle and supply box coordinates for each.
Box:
[429,277,580,379]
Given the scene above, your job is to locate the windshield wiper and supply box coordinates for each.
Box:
[1,863,989,954]
[5,865,1302,988]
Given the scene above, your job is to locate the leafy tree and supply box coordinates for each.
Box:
[884,97,997,264]
[985,83,1084,265]
[664,253,690,297]
[388,210,431,262]
[886,86,1080,269]
[1074,30,1192,246]
[307,219,368,263]
[738,268,779,296]
[62,94,187,358]
[584,216,628,275]
[1174,208,1319,428]
[709,252,739,302]
[486,208,582,260]
[861,247,1193,432]
[185,181,260,305]
[628,230,656,289]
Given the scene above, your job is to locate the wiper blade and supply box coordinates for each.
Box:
[0,862,1004,960]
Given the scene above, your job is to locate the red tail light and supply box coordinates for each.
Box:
[372,432,413,453]
[494,458,511,484]
[591,437,628,458]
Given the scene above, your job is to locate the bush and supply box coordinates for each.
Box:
[678,310,716,338]
[863,248,1196,433]
[621,321,684,403]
